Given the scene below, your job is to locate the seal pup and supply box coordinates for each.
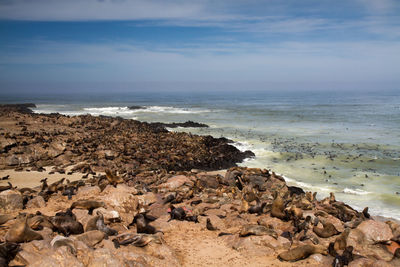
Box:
[70,200,105,215]
[313,219,341,238]
[206,218,218,231]
[248,198,266,215]
[0,242,19,267]
[131,213,157,234]
[5,216,43,243]
[95,211,118,238]
[168,205,186,221]
[332,246,353,267]
[278,244,327,262]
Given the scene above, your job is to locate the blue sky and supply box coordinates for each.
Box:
[1,0,400,92]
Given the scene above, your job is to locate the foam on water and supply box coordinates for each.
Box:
[343,188,371,195]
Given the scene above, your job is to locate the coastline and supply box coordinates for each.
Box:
[1,104,399,266]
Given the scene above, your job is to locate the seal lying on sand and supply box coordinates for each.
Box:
[278,244,327,262]
[5,216,43,243]
[239,224,277,238]
[112,233,163,248]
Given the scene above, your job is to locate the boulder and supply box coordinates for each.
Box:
[357,220,393,243]
[76,185,101,199]
[157,175,193,191]
[0,189,23,212]
[26,196,46,209]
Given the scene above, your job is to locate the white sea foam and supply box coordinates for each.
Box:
[343,188,371,195]
[135,106,211,114]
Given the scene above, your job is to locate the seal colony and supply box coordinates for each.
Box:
[0,104,399,266]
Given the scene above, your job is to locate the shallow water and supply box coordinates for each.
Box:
[2,90,400,219]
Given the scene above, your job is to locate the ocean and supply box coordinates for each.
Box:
[2,90,400,219]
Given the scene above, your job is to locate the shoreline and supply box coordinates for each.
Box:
[1,104,399,266]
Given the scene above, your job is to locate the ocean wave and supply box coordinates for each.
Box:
[232,141,253,152]
[343,188,371,195]
[136,106,211,114]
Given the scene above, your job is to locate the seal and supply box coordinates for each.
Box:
[95,211,118,238]
[206,218,218,231]
[105,169,124,187]
[49,214,84,236]
[5,216,43,243]
[168,205,186,221]
[70,200,105,215]
[0,242,19,267]
[334,228,350,251]
[248,198,266,215]
[332,246,353,267]
[278,244,327,262]
[313,219,340,238]
[239,224,277,238]
[0,182,12,192]
[112,233,162,248]
[271,191,288,221]
[132,213,157,234]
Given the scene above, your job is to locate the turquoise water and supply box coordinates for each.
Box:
[2,90,400,219]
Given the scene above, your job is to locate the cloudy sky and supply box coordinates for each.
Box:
[0,0,399,92]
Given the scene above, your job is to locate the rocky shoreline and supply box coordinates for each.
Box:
[0,104,399,266]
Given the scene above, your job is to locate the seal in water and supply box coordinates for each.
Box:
[5,216,43,243]
[70,200,105,215]
[278,244,327,262]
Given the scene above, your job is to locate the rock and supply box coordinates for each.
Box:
[26,196,46,209]
[0,189,23,212]
[101,184,138,223]
[6,155,20,166]
[158,175,193,191]
[87,248,122,267]
[357,220,393,243]
[29,246,84,267]
[93,207,121,223]
[76,185,101,199]
[137,192,158,206]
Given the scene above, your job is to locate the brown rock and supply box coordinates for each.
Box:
[26,196,46,209]
[0,189,23,212]
[357,220,393,243]
[158,175,193,191]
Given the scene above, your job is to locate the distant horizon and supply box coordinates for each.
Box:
[1,0,400,93]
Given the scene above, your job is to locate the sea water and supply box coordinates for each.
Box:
[2,90,400,219]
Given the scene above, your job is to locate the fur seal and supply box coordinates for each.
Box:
[332,246,353,267]
[206,218,218,231]
[239,224,277,238]
[5,216,43,243]
[313,219,341,238]
[294,215,312,234]
[113,233,162,248]
[132,213,157,234]
[278,244,327,262]
[105,169,124,187]
[0,242,19,267]
[334,228,350,251]
[168,205,186,221]
[248,199,266,215]
[70,200,105,215]
[287,186,305,196]
[49,214,84,236]
[0,182,12,192]
[95,211,118,238]
[271,191,288,221]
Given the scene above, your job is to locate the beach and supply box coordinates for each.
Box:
[0,104,399,266]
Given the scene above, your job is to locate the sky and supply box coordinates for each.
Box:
[0,0,400,92]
